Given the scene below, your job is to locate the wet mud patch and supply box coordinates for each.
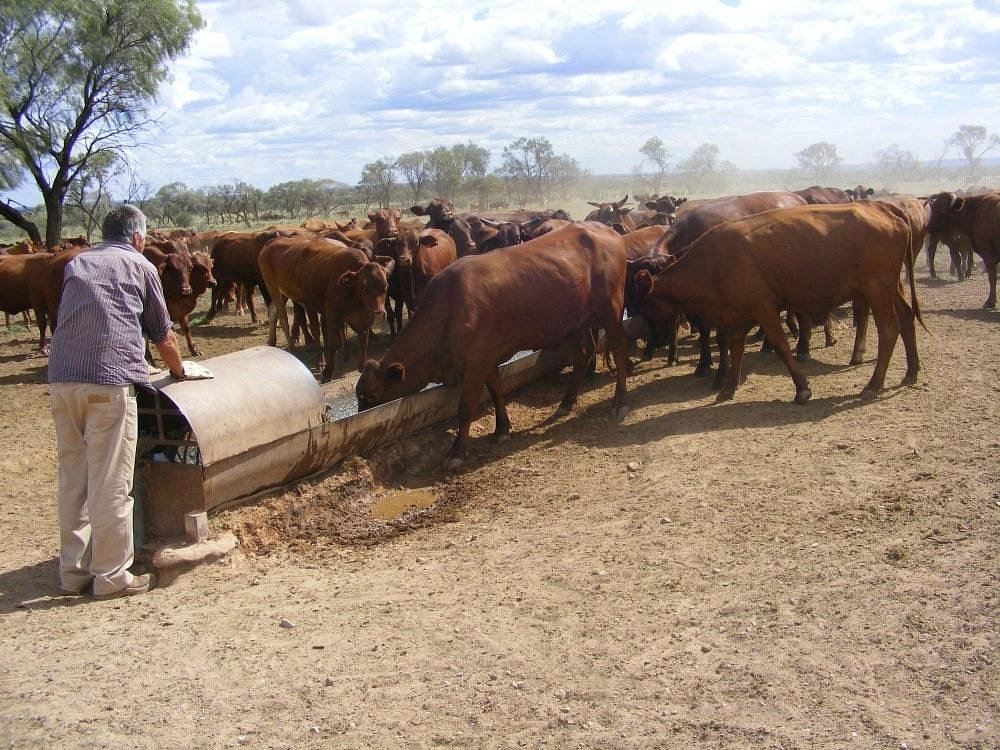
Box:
[215,433,476,556]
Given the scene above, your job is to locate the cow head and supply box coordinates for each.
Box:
[190,251,217,293]
[625,255,676,317]
[927,191,965,232]
[368,208,400,243]
[551,209,571,221]
[586,195,634,234]
[846,185,874,201]
[158,250,195,297]
[411,198,455,227]
[338,256,394,322]
[357,357,408,411]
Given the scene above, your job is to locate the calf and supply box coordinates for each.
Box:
[411,199,476,256]
[356,222,631,469]
[259,237,394,381]
[145,248,216,358]
[394,226,457,313]
[635,202,923,403]
[926,227,974,280]
[0,254,50,349]
[928,192,1000,307]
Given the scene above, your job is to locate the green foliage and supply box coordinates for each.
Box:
[639,136,670,193]
[794,141,841,184]
[875,144,921,189]
[0,0,203,243]
[947,124,1000,178]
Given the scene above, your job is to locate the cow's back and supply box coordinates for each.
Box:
[655,191,807,256]
[260,237,364,310]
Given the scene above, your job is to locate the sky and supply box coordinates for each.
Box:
[12,0,1000,202]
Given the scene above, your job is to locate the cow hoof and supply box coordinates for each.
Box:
[715,391,734,403]
[849,355,864,366]
[794,352,811,363]
[860,387,878,400]
[901,372,919,386]
[492,433,511,444]
[554,405,572,418]
[794,388,812,404]
[611,406,629,420]
[825,337,838,347]
[444,457,464,471]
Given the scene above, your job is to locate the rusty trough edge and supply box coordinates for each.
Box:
[153,342,576,534]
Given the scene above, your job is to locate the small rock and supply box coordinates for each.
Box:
[310,726,320,734]
[567,493,581,501]
[626,461,640,472]
[279,618,295,629]
[511,680,523,689]
[416,556,427,564]
[835,442,849,450]
[810,543,819,548]
[701,644,712,653]
[900,743,908,749]
[553,688,566,700]
[236,737,248,746]
[324,677,335,687]
[559,706,570,713]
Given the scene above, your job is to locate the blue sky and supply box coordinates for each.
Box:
[12,0,1000,202]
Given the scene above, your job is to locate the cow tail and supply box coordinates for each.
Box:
[904,224,929,334]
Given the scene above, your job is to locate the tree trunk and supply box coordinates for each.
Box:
[0,200,43,244]
[44,191,65,248]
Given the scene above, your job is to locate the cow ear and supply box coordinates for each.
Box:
[410,205,426,216]
[645,201,658,210]
[338,270,358,289]
[866,187,874,196]
[387,362,405,383]
[587,201,601,208]
[368,212,377,221]
[953,196,966,211]
[418,234,438,247]
[375,256,395,275]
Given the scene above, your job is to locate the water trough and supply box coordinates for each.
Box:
[136,343,574,539]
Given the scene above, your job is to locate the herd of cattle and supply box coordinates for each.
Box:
[1,185,997,467]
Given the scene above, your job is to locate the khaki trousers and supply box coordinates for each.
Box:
[50,383,139,597]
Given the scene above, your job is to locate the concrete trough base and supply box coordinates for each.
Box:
[142,342,578,538]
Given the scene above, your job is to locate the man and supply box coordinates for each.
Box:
[48,205,186,600]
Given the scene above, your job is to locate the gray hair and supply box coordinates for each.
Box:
[101,204,147,242]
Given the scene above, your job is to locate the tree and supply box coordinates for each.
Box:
[424,143,489,204]
[0,1,203,245]
[66,151,121,240]
[875,144,922,189]
[947,125,1000,181]
[500,136,556,204]
[359,158,396,209]
[395,151,428,202]
[639,136,670,194]
[676,143,721,194]
[0,146,40,242]
[795,142,841,184]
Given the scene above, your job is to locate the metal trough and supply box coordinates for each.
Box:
[136,344,574,539]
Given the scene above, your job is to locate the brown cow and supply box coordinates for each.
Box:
[143,247,216,358]
[641,191,810,376]
[926,227,974,280]
[928,191,1000,308]
[635,202,923,403]
[411,199,476,256]
[522,218,572,240]
[0,254,50,349]
[394,226,457,312]
[208,230,287,321]
[259,237,394,381]
[356,222,631,469]
[622,225,669,260]
[847,185,875,201]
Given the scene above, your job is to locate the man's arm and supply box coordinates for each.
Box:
[154,330,186,380]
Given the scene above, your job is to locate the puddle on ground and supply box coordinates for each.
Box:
[372,489,438,519]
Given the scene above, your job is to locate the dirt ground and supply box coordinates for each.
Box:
[0,260,997,750]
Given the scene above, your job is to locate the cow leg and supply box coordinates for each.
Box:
[712,327,729,391]
[861,294,900,398]
[822,312,837,347]
[321,314,340,383]
[267,290,294,348]
[948,242,962,279]
[762,314,811,403]
[694,317,713,377]
[716,326,749,402]
[926,236,938,278]
[850,301,870,365]
[3,312,9,330]
[785,310,799,335]
[963,247,974,279]
[446,370,491,470]
[180,316,201,357]
[664,315,678,366]
[794,313,813,362]
[894,292,920,386]
[983,254,998,309]
[485,368,511,442]
[557,328,597,417]
[34,303,49,354]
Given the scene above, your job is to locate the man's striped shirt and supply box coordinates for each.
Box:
[48,242,173,386]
